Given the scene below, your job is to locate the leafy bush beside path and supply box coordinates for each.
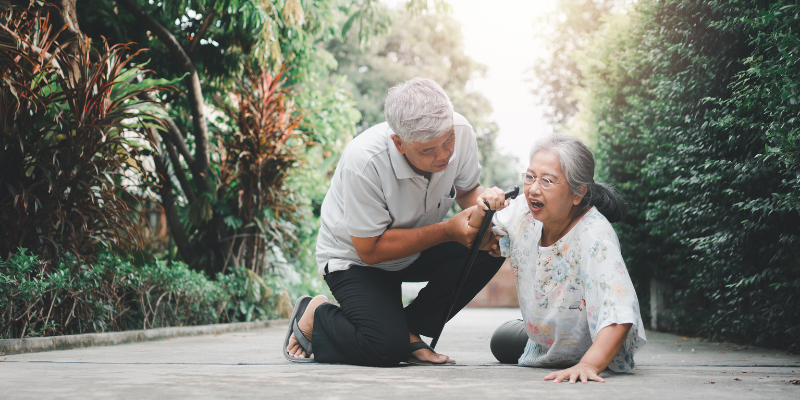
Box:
[0,249,292,339]
[566,0,800,351]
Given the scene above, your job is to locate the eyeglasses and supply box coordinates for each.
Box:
[519,172,566,189]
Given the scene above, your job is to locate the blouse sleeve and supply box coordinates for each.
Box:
[491,196,527,258]
[583,235,648,372]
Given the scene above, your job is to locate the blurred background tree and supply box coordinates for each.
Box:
[529,0,620,131]
[1,0,519,337]
[69,0,393,276]
[328,5,518,191]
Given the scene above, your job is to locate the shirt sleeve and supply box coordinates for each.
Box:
[583,234,647,372]
[453,125,482,192]
[342,167,392,238]
[491,196,527,257]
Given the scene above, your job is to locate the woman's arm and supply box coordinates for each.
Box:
[543,323,632,384]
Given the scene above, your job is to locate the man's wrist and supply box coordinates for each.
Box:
[442,218,457,241]
[468,206,486,228]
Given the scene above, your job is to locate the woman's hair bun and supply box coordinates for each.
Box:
[530,134,628,223]
[588,182,628,223]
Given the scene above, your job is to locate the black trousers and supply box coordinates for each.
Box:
[312,241,505,367]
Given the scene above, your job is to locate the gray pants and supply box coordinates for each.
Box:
[490,319,528,364]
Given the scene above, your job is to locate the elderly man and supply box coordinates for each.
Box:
[283,77,504,367]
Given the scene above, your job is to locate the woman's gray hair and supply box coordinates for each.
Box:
[529,134,628,223]
[384,77,454,143]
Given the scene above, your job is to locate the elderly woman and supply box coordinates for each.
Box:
[469,134,646,383]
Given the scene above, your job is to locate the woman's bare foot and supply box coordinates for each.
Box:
[286,295,328,359]
[409,333,451,363]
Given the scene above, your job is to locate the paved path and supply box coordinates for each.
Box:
[1,308,798,399]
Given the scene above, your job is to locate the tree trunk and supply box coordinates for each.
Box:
[150,128,195,263]
[115,0,213,194]
[117,0,228,274]
[51,0,84,55]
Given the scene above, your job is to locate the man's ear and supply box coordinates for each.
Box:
[573,184,587,206]
[391,134,407,155]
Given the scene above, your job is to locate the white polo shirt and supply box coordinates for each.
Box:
[316,112,482,274]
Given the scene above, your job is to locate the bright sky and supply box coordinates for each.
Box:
[447,0,554,171]
[381,0,555,170]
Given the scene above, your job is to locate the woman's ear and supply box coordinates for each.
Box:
[572,184,587,206]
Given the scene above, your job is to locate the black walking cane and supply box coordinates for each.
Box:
[429,185,520,349]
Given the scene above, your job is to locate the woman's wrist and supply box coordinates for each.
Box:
[575,360,602,375]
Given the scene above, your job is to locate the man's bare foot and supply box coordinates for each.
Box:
[286,295,328,359]
[409,333,451,364]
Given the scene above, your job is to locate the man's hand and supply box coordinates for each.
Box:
[480,234,502,257]
[447,207,502,257]
[446,207,480,248]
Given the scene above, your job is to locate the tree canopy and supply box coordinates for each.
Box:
[329,6,517,189]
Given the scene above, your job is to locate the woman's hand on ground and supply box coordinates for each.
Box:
[543,362,604,384]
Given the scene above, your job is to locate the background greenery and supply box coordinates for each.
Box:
[0,248,295,337]
[3,0,798,353]
[535,0,799,351]
[1,0,515,338]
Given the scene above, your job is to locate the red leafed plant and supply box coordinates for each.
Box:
[0,4,167,263]
[214,66,305,274]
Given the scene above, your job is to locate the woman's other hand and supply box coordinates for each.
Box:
[468,187,508,229]
[478,186,508,211]
[543,362,604,384]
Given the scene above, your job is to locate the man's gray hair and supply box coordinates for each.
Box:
[529,134,628,223]
[384,77,454,143]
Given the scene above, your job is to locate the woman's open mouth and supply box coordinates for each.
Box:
[530,199,544,211]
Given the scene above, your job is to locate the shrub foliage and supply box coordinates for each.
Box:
[566,0,800,350]
[0,249,292,338]
[0,4,164,261]
[214,67,305,274]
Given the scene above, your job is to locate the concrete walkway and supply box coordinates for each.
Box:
[1,308,798,399]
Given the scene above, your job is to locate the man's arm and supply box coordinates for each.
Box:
[454,184,485,211]
[456,184,505,256]
[351,208,477,265]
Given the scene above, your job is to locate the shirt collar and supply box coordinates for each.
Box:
[386,127,460,180]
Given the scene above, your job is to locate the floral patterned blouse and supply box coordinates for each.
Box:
[492,197,647,372]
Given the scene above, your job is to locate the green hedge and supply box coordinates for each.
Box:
[572,0,799,350]
[0,250,293,339]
